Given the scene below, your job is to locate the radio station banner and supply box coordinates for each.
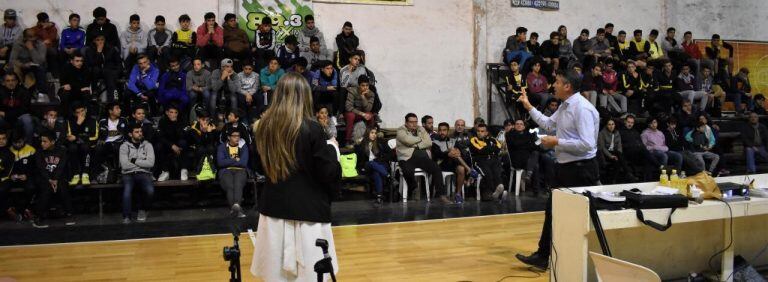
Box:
[314,0,413,5]
[511,0,559,11]
[237,0,315,43]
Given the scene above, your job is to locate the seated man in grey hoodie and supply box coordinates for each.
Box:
[297,15,326,52]
[121,14,145,72]
[186,58,213,113]
[209,58,239,118]
[235,62,260,123]
[119,124,155,224]
[301,36,332,70]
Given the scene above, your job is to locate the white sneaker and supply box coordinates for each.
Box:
[180,169,189,181]
[137,210,147,222]
[158,171,170,182]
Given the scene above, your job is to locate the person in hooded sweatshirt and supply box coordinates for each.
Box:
[335,21,363,68]
[121,14,146,71]
[85,7,121,51]
[252,17,277,69]
[235,62,260,123]
[119,124,155,224]
[187,58,213,113]
[32,130,72,229]
[30,13,59,76]
[84,33,122,102]
[9,29,48,96]
[297,15,326,53]
[301,36,332,69]
[146,15,173,70]
[276,35,301,70]
[59,52,92,113]
[310,60,339,115]
[157,56,189,110]
[59,13,86,64]
[222,13,250,71]
[0,9,22,64]
[156,105,191,182]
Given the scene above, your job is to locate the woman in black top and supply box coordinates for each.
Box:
[354,126,392,204]
[251,72,341,281]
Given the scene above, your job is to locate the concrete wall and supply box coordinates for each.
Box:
[666,0,768,41]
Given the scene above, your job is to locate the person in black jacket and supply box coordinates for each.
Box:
[156,105,192,181]
[92,102,127,182]
[355,126,391,204]
[470,123,505,201]
[58,52,92,113]
[664,117,687,154]
[431,122,472,203]
[85,7,120,50]
[84,33,122,102]
[742,112,768,173]
[335,21,363,68]
[32,131,71,228]
[34,108,67,146]
[185,110,219,176]
[9,130,36,221]
[0,131,17,221]
[0,73,34,142]
[505,119,539,191]
[251,72,340,281]
[65,103,98,186]
[620,115,661,180]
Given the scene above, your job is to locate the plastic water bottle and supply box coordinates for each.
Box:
[660,169,669,186]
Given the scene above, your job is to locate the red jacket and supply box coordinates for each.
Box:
[195,23,223,48]
[31,23,59,49]
[682,41,702,59]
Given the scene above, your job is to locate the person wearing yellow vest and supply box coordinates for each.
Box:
[629,29,649,61]
[170,14,197,64]
[217,129,249,218]
[647,29,665,61]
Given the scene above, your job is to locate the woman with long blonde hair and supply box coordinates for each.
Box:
[250,72,341,282]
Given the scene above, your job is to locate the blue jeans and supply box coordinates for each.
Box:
[746,146,768,173]
[505,50,532,68]
[666,151,683,170]
[122,172,155,218]
[366,161,388,195]
[649,150,669,166]
[190,89,214,115]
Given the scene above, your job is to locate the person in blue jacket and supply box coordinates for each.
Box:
[310,60,339,114]
[157,56,189,110]
[59,13,85,60]
[217,128,249,218]
[126,54,160,104]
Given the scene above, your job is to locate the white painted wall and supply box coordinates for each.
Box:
[666,0,768,41]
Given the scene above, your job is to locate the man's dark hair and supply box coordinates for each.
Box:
[179,14,191,22]
[294,57,308,68]
[438,122,450,129]
[605,23,614,28]
[71,51,84,59]
[40,130,56,142]
[618,30,626,35]
[69,13,80,21]
[137,54,150,62]
[133,105,147,114]
[580,29,590,36]
[37,12,49,22]
[405,113,417,121]
[549,31,559,39]
[168,56,180,64]
[165,104,179,112]
[224,13,236,22]
[633,29,642,36]
[262,17,272,25]
[305,15,314,22]
[701,65,711,71]
[667,27,676,33]
[556,70,582,91]
[712,34,721,40]
[530,32,539,39]
[684,31,692,36]
[310,36,320,44]
[357,75,370,86]
[516,27,527,35]
[107,101,120,112]
[343,21,353,28]
[421,115,433,124]
[204,12,216,20]
[129,14,140,23]
[93,7,107,18]
[597,28,605,35]
[650,29,659,37]
[129,123,143,132]
[625,114,636,121]
[155,15,165,23]
[476,123,488,129]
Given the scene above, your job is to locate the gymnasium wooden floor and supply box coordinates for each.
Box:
[0,213,548,281]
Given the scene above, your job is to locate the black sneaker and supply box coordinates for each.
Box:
[65,214,76,226]
[515,252,549,270]
[32,218,49,229]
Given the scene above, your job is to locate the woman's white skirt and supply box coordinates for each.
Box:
[250,214,339,282]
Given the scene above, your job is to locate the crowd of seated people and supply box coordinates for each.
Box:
[0,6,383,227]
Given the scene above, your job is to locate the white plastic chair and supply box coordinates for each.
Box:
[387,139,430,202]
[509,169,525,196]
[471,174,483,201]
[589,252,661,282]
[440,171,455,196]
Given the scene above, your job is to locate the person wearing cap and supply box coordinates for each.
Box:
[335,21,363,68]
[297,15,325,53]
[210,58,239,116]
[0,9,22,63]
[83,32,122,102]
[235,62,260,123]
[276,35,300,70]
[147,15,173,70]
[30,12,59,76]
[9,29,48,96]
[301,36,331,69]
[222,13,250,71]
[310,60,339,114]
[196,12,224,69]
[86,7,121,50]
[59,13,86,60]
[156,105,191,182]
